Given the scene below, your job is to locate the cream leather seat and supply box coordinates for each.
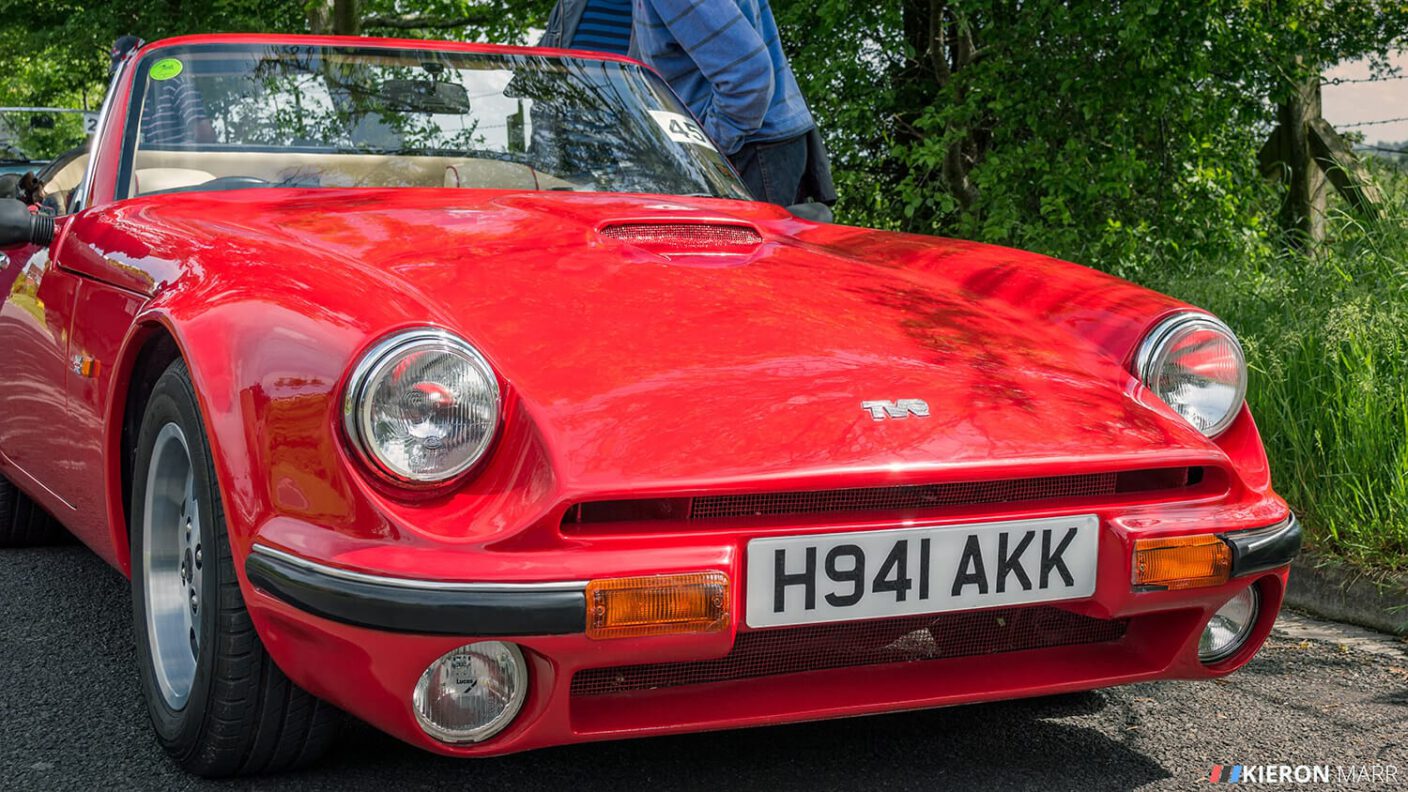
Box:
[443,160,539,191]
[134,168,216,195]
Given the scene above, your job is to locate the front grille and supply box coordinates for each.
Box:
[564,467,1199,528]
[571,606,1128,697]
[690,474,1118,520]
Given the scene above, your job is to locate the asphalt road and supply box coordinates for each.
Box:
[2,544,1405,791]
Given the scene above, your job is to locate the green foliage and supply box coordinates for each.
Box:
[354,0,555,41]
[0,111,87,162]
[0,0,553,114]
[0,0,307,108]
[769,0,905,226]
[775,0,1407,273]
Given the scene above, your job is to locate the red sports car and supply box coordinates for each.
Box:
[0,34,1299,777]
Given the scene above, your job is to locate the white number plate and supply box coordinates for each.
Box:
[745,515,1099,628]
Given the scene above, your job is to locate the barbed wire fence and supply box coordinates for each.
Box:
[1319,72,1408,156]
[1341,116,1408,129]
[1322,73,1408,86]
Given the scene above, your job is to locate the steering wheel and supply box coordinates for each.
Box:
[198,176,273,190]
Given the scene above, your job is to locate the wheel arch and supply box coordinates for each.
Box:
[107,317,186,576]
[104,296,371,578]
[106,311,259,579]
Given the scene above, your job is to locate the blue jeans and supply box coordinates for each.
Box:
[729,128,836,207]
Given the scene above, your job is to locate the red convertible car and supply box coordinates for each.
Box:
[0,34,1299,777]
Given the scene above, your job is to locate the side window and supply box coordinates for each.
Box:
[39,151,90,215]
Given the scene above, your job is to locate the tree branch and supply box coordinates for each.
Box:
[953,9,976,69]
[929,0,951,86]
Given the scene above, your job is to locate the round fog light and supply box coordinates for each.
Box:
[1199,587,1260,663]
[413,641,527,744]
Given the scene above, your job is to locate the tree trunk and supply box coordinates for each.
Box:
[307,2,329,33]
[897,0,940,138]
[307,0,361,35]
[333,0,361,36]
[896,1,986,216]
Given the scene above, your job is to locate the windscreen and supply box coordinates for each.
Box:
[117,44,752,201]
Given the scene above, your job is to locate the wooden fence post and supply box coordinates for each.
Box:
[1259,73,1383,248]
[1280,77,1328,246]
[1308,118,1387,222]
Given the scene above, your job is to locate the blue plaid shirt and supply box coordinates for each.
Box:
[632,0,814,155]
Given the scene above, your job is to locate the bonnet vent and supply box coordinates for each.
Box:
[599,222,763,253]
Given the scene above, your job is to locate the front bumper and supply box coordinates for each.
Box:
[243,512,1298,757]
[245,515,1301,639]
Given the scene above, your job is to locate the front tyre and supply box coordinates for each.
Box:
[131,359,339,777]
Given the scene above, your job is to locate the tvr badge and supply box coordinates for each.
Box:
[861,399,930,421]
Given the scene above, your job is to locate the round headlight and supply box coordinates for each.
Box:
[1135,313,1247,438]
[413,641,528,744]
[344,329,500,484]
[1199,586,1260,663]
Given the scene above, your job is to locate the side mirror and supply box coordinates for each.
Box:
[0,199,54,247]
[787,202,834,224]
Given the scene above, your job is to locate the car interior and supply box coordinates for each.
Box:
[37,149,586,209]
[40,150,87,212]
[127,149,581,195]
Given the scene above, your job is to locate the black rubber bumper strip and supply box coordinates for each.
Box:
[245,546,587,636]
[1223,515,1303,578]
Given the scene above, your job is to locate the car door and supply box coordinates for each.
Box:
[0,222,152,554]
[0,238,82,521]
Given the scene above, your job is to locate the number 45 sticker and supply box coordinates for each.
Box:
[649,111,715,149]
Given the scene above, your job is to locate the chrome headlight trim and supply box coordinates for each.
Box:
[342,328,501,486]
[1134,311,1248,439]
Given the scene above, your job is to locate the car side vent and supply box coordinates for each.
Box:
[599,222,764,252]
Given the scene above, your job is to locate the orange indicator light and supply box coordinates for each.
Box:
[1133,534,1231,590]
[585,572,730,640]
